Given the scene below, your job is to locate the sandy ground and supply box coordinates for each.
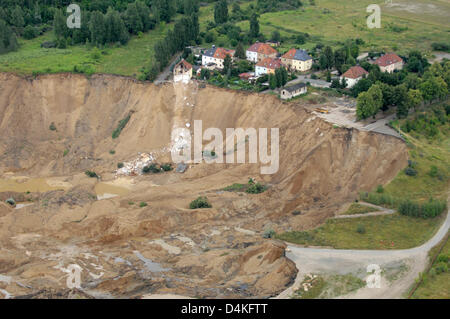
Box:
[0,73,409,298]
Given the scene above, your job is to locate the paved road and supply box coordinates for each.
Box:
[154,53,183,85]
[276,197,450,299]
[362,114,402,139]
[286,74,331,88]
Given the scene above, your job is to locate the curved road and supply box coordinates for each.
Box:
[276,200,450,299]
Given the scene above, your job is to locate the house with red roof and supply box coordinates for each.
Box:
[374,53,404,73]
[281,48,313,72]
[201,45,235,70]
[340,65,369,88]
[246,42,278,63]
[255,58,283,76]
[173,59,193,82]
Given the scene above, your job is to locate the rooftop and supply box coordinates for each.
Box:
[342,66,368,79]
[256,58,283,69]
[281,48,312,61]
[247,42,278,55]
[374,53,403,67]
[283,83,307,92]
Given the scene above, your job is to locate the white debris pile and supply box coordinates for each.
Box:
[171,128,191,156]
[116,153,155,176]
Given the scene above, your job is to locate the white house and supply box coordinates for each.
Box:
[374,53,404,73]
[202,45,235,70]
[340,66,369,88]
[173,59,193,83]
[246,42,278,63]
[255,58,283,77]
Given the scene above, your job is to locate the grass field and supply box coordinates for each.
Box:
[0,23,168,77]
[276,212,444,249]
[412,232,450,299]
[227,0,450,55]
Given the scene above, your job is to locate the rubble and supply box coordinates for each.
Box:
[115,153,155,176]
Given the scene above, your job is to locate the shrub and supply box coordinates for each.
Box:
[23,25,38,39]
[117,162,124,169]
[376,185,384,193]
[246,182,267,194]
[263,229,275,238]
[189,196,212,209]
[112,114,131,139]
[404,167,417,176]
[5,198,15,206]
[49,122,56,131]
[109,150,115,155]
[434,262,448,274]
[223,183,245,192]
[356,224,366,234]
[398,198,447,218]
[85,170,98,178]
[139,202,147,207]
[143,163,160,174]
[161,163,173,171]
[436,254,449,263]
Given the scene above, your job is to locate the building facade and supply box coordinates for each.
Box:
[374,53,404,73]
[255,58,283,76]
[246,42,278,63]
[340,65,369,88]
[173,59,193,82]
[280,83,307,99]
[281,48,313,72]
[202,46,235,70]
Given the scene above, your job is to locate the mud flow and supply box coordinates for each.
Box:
[0,73,408,298]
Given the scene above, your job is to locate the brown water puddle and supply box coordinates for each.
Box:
[94,182,130,200]
[0,178,66,193]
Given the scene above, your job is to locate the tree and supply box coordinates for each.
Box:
[155,0,176,23]
[340,77,347,88]
[356,91,375,120]
[269,74,277,90]
[214,0,228,25]
[235,42,246,59]
[271,30,281,43]
[0,19,19,54]
[223,54,232,75]
[89,11,106,46]
[280,67,288,86]
[105,8,129,44]
[33,1,42,24]
[125,3,143,34]
[350,43,359,59]
[407,89,423,111]
[53,8,66,40]
[334,48,347,73]
[275,68,283,87]
[11,6,25,29]
[356,84,383,119]
[184,0,199,16]
[350,78,372,97]
[249,13,259,39]
[322,46,334,70]
[326,71,331,82]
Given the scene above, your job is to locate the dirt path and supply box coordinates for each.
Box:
[334,202,395,219]
[276,198,450,299]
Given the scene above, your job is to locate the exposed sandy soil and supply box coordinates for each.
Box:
[0,73,408,298]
